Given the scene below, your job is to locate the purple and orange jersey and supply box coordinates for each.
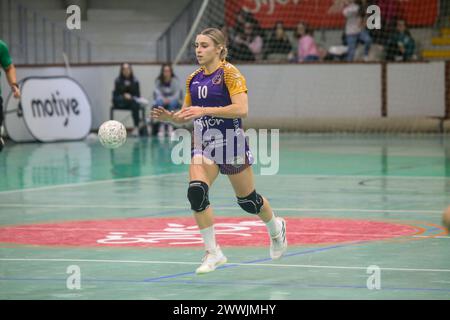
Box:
[185,61,254,175]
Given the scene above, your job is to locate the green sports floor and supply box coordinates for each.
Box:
[0,133,449,300]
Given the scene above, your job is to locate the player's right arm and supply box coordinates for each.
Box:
[150,76,192,124]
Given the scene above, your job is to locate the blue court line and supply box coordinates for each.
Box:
[142,279,450,293]
[1,277,449,294]
[142,241,366,282]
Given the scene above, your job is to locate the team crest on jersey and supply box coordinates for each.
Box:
[212,71,223,85]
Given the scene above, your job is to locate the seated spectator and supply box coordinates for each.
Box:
[264,21,293,60]
[295,22,320,62]
[377,0,403,41]
[234,9,262,38]
[385,19,416,61]
[232,22,263,61]
[153,63,182,137]
[112,63,142,137]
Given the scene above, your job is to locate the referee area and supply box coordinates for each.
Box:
[0,134,449,299]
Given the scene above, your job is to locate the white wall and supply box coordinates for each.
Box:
[1,62,445,129]
[387,62,445,117]
[239,64,382,118]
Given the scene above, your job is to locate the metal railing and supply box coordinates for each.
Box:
[156,0,202,63]
[0,0,92,64]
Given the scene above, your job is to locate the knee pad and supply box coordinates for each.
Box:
[187,180,210,212]
[237,190,264,214]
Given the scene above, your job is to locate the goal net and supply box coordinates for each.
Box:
[170,0,449,133]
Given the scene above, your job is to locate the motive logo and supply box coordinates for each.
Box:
[31,90,80,127]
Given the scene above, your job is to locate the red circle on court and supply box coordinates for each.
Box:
[0,217,419,247]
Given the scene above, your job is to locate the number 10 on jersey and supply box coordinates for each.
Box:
[198,86,208,99]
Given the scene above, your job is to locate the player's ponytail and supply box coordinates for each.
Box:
[200,28,228,61]
[219,46,228,61]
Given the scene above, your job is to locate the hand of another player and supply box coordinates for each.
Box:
[175,106,205,121]
[151,106,173,122]
[12,85,20,99]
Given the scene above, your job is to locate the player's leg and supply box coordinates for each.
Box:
[129,100,141,137]
[359,29,372,60]
[345,34,358,61]
[188,155,227,274]
[227,166,287,259]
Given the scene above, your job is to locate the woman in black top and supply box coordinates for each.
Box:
[264,21,293,60]
[112,63,141,136]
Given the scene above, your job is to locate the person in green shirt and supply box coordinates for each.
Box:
[386,20,416,61]
[0,40,21,152]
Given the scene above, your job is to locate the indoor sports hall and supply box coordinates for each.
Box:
[0,0,449,300]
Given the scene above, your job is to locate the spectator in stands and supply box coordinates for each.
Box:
[233,22,264,61]
[153,63,182,137]
[112,63,142,137]
[377,0,402,29]
[264,21,293,60]
[385,19,416,61]
[374,0,403,46]
[234,9,262,38]
[295,22,320,62]
[344,0,372,61]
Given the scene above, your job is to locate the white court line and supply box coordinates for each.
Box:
[0,258,449,273]
[0,173,185,195]
[275,174,450,180]
[0,203,442,214]
[413,235,450,239]
[0,173,447,196]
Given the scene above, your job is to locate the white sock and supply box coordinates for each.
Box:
[265,214,281,237]
[199,225,217,253]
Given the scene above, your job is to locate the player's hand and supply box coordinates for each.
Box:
[151,106,173,122]
[175,106,205,121]
[172,110,186,123]
[12,85,20,99]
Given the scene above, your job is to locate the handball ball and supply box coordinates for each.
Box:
[98,120,127,149]
[443,206,450,232]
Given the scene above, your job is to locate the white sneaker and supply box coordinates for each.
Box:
[195,246,227,275]
[270,218,287,260]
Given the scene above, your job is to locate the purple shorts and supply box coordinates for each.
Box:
[191,129,254,175]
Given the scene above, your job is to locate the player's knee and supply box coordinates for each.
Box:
[237,190,264,214]
[187,180,210,212]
